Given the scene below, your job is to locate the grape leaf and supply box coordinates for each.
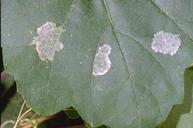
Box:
[2,0,193,127]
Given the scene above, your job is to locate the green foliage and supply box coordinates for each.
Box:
[176,67,193,128]
[2,0,193,128]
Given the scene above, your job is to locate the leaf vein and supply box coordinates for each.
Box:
[103,0,142,126]
[151,0,193,42]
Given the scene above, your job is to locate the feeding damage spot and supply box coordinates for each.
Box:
[93,44,111,76]
[32,22,64,61]
[151,31,181,56]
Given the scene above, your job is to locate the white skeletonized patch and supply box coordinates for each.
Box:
[151,31,181,56]
[32,22,64,61]
[93,44,111,76]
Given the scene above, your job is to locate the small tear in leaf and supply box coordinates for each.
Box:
[93,44,111,76]
[32,22,64,62]
[151,31,181,56]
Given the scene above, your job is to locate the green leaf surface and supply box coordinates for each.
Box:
[2,0,193,128]
[177,113,193,128]
[176,67,193,128]
[156,66,193,128]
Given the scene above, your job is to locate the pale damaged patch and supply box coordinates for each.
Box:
[32,22,64,61]
[151,31,181,56]
[93,44,111,76]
